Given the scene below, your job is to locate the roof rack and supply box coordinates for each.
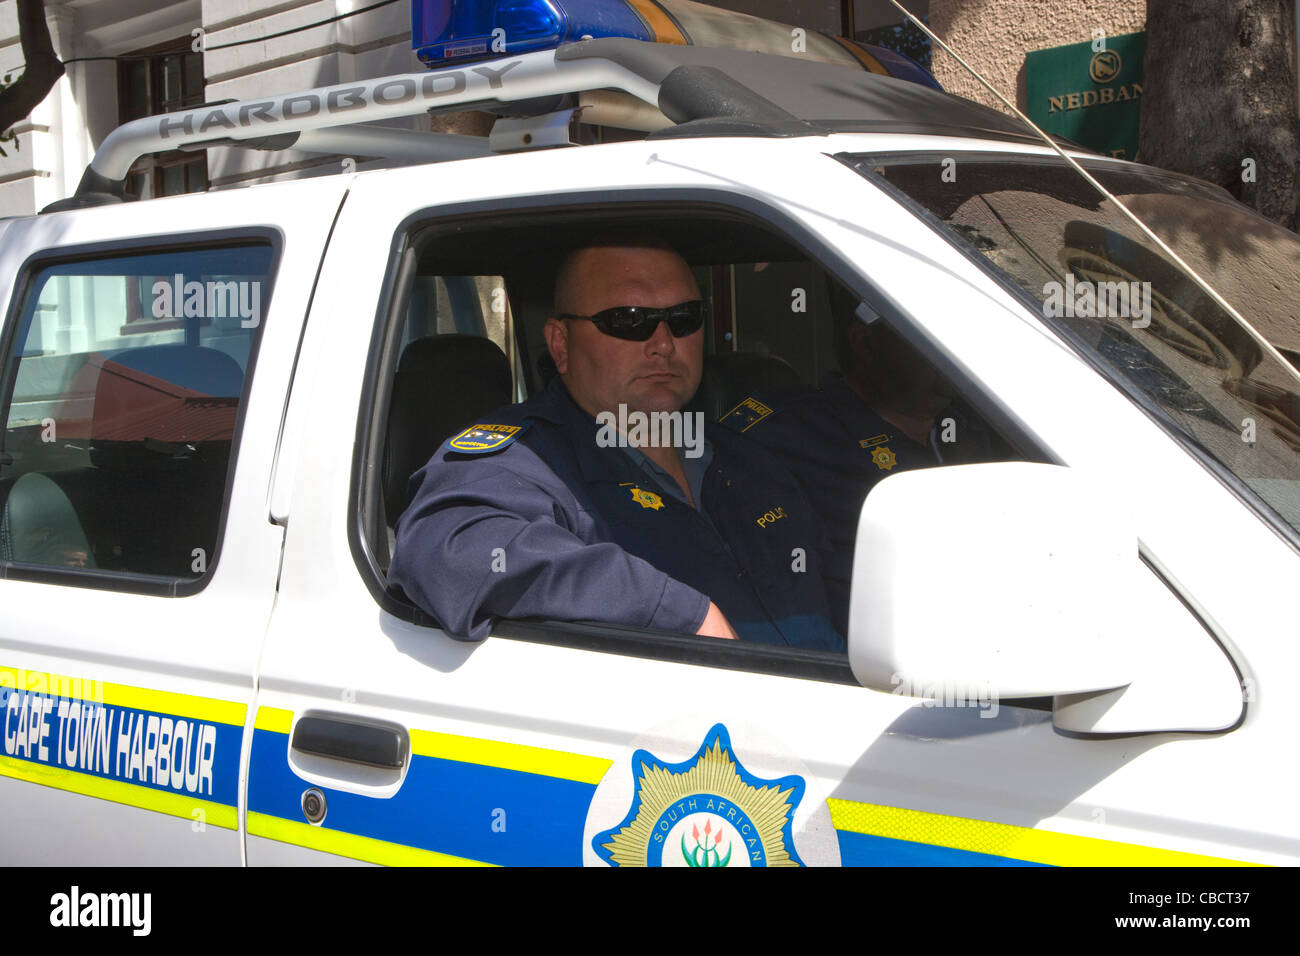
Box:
[44,38,1055,213]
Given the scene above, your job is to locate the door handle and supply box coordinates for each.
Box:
[291,715,409,769]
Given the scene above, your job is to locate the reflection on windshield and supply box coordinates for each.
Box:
[846,153,1300,534]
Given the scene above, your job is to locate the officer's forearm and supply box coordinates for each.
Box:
[391,506,710,640]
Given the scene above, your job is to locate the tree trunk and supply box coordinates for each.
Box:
[1140,0,1300,231]
[0,0,64,135]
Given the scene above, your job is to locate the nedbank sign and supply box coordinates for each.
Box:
[1026,32,1145,160]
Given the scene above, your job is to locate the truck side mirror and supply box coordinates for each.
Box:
[847,463,1242,734]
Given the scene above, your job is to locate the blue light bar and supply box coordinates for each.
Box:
[412,0,653,65]
[411,0,942,91]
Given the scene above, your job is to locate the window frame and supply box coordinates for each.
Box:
[348,187,1050,683]
[0,228,283,597]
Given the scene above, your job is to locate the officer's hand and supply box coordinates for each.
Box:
[697,602,739,641]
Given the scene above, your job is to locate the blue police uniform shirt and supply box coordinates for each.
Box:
[619,439,713,512]
[387,377,843,651]
[719,373,997,631]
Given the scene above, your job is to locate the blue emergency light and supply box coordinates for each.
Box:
[412,0,654,64]
[411,0,941,91]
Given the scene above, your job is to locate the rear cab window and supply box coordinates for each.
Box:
[0,242,276,590]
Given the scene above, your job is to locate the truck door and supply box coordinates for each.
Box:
[249,138,1285,867]
[0,176,347,863]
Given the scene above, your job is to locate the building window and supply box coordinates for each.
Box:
[118,38,207,200]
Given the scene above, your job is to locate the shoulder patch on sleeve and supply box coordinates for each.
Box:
[718,395,776,432]
[445,422,531,455]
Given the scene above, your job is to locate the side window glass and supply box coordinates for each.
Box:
[366,211,1024,676]
[0,244,274,581]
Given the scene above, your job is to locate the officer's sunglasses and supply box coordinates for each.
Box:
[556,300,706,341]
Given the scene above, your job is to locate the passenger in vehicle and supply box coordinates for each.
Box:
[721,286,1007,630]
[387,237,843,651]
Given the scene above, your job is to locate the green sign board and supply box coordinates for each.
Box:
[1026,31,1145,160]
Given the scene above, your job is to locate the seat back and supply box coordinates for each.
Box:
[383,335,513,524]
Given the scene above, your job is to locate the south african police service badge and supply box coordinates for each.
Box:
[446,423,526,454]
[591,723,806,867]
[629,486,665,510]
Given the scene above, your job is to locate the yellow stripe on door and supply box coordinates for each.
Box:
[254,707,612,784]
[0,664,245,726]
[246,812,495,866]
[0,754,237,829]
[410,728,613,784]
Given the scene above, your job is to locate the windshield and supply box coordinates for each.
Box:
[843,152,1300,535]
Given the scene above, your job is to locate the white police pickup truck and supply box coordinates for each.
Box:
[2,4,1299,868]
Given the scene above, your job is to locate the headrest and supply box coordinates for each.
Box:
[384,335,513,522]
[688,352,802,422]
[0,473,96,568]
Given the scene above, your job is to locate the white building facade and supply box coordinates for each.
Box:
[0,0,424,216]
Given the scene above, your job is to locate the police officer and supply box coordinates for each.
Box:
[387,237,842,651]
[719,289,1011,631]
